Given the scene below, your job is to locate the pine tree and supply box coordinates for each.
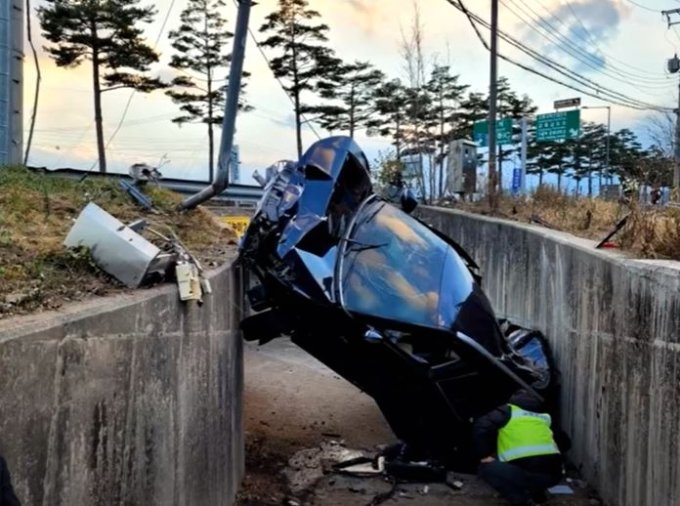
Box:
[451,91,487,140]
[578,122,608,196]
[526,138,553,187]
[371,78,408,159]
[167,0,250,182]
[38,0,165,173]
[259,0,340,158]
[306,61,384,138]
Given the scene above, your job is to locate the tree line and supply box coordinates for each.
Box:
[38,0,672,198]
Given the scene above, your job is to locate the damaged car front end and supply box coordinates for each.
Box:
[239,136,560,471]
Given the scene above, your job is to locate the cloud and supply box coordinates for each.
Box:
[516,0,627,74]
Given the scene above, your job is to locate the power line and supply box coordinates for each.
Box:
[561,0,671,78]
[87,0,178,171]
[454,0,671,110]
[623,0,663,13]
[450,0,672,111]
[508,0,674,88]
[229,0,321,140]
[241,19,322,140]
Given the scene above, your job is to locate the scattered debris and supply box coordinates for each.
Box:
[129,162,163,185]
[284,441,368,494]
[119,179,155,211]
[548,484,575,495]
[64,202,212,303]
[446,476,464,490]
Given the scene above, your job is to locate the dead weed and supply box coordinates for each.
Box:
[0,166,236,319]
[446,186,680,261]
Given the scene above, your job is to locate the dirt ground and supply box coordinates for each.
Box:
[238,339,599,506]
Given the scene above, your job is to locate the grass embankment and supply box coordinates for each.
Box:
[0,166,235,318]
[449,186,680,261]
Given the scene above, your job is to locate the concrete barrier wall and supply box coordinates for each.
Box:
[417,207,680,506]
[0,261,243,506]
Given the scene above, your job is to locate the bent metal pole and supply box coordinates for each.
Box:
[180,0,253,210]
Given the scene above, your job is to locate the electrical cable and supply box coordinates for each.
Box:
[623,0,663,13]
[561,0,670,77]
[450,0,672,111]
[85,0,178,172]
[229,0,321,140]
[449,0,672,111]
[461,1,660,108]
[508,0,674,88]
[242,23,322,140]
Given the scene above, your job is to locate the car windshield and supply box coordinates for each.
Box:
[340,201,474,328]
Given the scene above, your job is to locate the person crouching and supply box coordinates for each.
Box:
[473,389,563,506]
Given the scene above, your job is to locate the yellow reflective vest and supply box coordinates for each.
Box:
[497,404,560,462]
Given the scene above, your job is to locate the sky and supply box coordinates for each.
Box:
[20,0,680,191]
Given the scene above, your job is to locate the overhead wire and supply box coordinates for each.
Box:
[235,0,322,140]
[486,15,666,108]
[86,0,178,172]
[623,0,663,13]
[561,0,670,77]
[507,0,674,88]
[449,0,672,111]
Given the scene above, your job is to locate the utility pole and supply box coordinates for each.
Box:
[180,0,252,209]
[487,0,499,210]
[520,116,528,196]
[663,10,680,191]
[667,55,680,190]
[0,0,23,166]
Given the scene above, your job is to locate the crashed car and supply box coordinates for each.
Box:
[239,136,561,472]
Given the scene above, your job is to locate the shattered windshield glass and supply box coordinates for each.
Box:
[341,201,474,328]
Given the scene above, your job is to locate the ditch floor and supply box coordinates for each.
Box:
[237,339,599,506]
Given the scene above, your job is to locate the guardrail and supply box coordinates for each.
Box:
[27,166,264,205]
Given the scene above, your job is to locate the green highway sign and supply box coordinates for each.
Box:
[473,118,513,147]
[536,110,581,142]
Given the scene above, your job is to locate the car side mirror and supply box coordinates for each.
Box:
[400,189,418,214]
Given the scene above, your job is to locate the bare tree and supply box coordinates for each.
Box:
[646,110,674,157]
[400,1,430,202]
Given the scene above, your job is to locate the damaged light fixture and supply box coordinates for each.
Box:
[64,202,174,288]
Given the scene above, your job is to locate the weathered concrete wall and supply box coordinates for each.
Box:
[417,207,680,506]
[0,261,243,506]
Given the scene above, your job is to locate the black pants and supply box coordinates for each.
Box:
[0,456,20,506]
[479,460,561,506]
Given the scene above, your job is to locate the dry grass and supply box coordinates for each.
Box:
[444,186,680,261]
[0,166,236,318]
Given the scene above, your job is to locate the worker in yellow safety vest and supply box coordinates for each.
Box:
[472,389,563,506]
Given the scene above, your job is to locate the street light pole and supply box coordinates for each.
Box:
[582,105,611,193]
[487,0,499,210]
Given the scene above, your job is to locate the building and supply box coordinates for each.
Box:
[447,139,478,196]
[0,0,23,165]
